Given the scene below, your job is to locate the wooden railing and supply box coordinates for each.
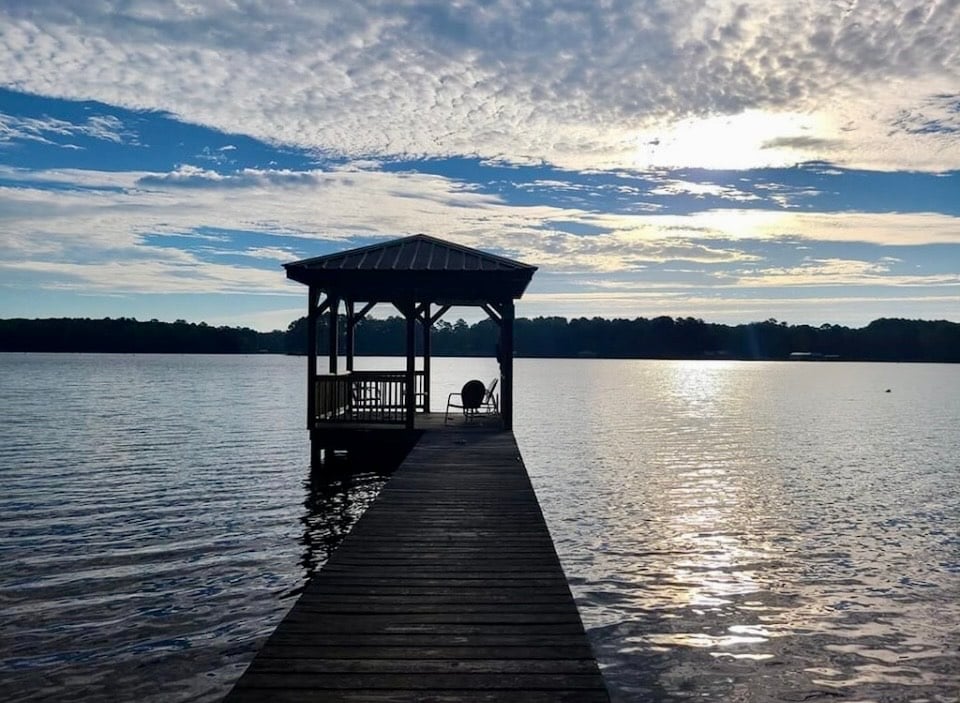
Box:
[314,371,425,424]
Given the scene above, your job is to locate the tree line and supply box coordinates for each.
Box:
[0,317,285,354]
[1,315,958,362]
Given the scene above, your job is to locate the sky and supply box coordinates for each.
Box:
[1,1,958,331]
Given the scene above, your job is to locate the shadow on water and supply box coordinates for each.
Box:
[585,603,701,702]
[289,441,417,595]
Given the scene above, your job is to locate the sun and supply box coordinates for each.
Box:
[635,110,831,170]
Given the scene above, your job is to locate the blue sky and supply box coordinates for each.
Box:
[1,2,958,330]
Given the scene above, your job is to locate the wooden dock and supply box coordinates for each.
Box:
[225,419,609,702]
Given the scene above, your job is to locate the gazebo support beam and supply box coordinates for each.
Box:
[306,286,319,430]
[430,305,450,325]
[404,302,416,430]
[328,296,339,374]
[482,303,502,326]
[422,303,431,413]
[346,300,376,373]
[355,301,376,321]
[500,299,515,430]
[345,300,355,372]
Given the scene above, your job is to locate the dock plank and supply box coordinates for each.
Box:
[225,422,608,702]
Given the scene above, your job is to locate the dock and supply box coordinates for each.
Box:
[225,419,609,702]
[243,235,607,699]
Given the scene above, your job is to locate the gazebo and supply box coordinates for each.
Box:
[284,234,537,459]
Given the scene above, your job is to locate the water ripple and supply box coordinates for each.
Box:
[0,354,389,701]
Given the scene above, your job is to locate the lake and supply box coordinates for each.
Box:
[1,354,958,702]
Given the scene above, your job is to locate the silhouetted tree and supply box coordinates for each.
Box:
[1,316,957,362]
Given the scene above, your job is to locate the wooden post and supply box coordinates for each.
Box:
[422,303,431,413]
[306,287,319,430]
[345,300,355,372]
[328,296,339,374]
[501,299,515,430]
[405,303,416,430]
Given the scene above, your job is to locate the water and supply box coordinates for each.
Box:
[515,360,960,702]
[1,355,958,702]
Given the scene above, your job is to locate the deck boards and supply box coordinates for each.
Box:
[225,422,608,702]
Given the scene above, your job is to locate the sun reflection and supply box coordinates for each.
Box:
[646,361,781,659]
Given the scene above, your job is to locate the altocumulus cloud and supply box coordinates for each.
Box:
[1,0,959,170]
[137,166,326,189]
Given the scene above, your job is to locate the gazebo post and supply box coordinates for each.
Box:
[306,286,319,430]
[328,296,339,374]
[422,303,431,413]
[345,300,355,372]
[501,299,515,430]
[404,302,416,430]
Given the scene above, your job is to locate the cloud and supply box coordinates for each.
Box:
[1,1,958,170]
[136,165,325,188]
[616,209,960,247]
[2,157,958,314]
[892,93,960,136]
[761,136,845,151]
[241,246,301,261]
[0,112,133,147]
[563,258,960,292]
[722,257,960,287]
[3,162,959,279]
[0,258,299,295]
[647,178,760,201]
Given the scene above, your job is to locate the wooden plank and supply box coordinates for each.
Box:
[235,672,606,690]
[279,613,583,627]
[263,633,595,647]
[252,645,598,660]
[302,577,568,589]
[300,585,575,597]
[228,689,610,703]
[245,659,603,674]
[295,593,578,605]
[284,604,581,616]
[267,622,589,636]
[311,570,570,580]
[225,425,609,702]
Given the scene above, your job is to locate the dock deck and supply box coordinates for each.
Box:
[225,418,609,702]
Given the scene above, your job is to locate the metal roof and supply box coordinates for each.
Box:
[285,234,535,273]
[284,234,537,304]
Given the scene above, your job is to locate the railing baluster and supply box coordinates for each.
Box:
[315,370,427,425]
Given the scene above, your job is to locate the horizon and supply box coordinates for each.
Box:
[4,311,957,336]
[1,3,959,329]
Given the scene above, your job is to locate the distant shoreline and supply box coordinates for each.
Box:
[2,316,958,363]
[1,351,954,364]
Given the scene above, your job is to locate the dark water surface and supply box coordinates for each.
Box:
[1,354,958,702]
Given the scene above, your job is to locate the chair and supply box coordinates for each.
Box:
[351,379,381,406]
[348,377,381,421]
[445,378,499,425]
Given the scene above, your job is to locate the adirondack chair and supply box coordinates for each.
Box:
[445,377,499,424]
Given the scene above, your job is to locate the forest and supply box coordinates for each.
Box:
[1,315,958,362]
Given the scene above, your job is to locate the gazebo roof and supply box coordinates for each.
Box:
[285,234,537,305]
